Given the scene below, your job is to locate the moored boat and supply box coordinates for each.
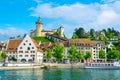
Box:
[84,61,120,69]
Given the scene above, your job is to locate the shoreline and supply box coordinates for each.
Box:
[0,66,44,70]
[42,63,85,69]
[0,63,85,70]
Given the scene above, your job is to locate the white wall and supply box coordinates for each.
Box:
[17,35,37,62]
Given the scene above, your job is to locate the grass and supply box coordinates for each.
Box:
[33,37,54,43]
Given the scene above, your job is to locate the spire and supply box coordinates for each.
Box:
[36,17,42,24]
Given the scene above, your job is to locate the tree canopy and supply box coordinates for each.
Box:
[84,51,92,61]
[46,48,52,61]
[68,45,77,60]
[0,52,7,59]
[99,50,106,59]
[53,45,65,61]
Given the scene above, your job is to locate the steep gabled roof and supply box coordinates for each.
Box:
[6,40,22,52]
[31,39,43,52]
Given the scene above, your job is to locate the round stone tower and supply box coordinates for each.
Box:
[36,17,42,37]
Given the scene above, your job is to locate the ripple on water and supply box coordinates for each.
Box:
[0,69,120,80]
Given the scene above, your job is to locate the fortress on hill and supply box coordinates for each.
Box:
[30,17,64,38]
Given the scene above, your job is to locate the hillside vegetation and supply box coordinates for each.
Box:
[33,37,54,43]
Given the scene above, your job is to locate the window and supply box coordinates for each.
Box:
[32,47,34,49]
[19,55,22,57]
[19,51,23,53]
[31,51,35,53]
[20,47,22,49]
[25,51,28,53]
[27,47,30,50]
[26,40,28,42]
[25,55,28,57]
[29,43,31,45]
[31,55,35,57]
[23,43,25,45]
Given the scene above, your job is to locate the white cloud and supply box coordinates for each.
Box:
[0,26,26,41]
[96,10,119,25]
[30,1,120,38]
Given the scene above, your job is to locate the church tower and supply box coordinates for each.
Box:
[36,17,43,37]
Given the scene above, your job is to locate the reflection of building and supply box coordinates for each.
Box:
[6,35,43,64]
[60,39,107,61]
[30,17,64,37]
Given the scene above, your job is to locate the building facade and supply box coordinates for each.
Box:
[62,39,107,61]
[6,35,43,64]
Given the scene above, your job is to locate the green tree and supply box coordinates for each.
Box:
[46,48,52,62]
[76,50,83,62]
[99,50,106,60]
[84,51,92,62]
[107,47,120,60]
[68,45,77,61]
[75,27,85,38]
[72,33,78,39]
[0,52,7,62]
[53,45,64,62]
[17,35,21,39]
[107,49,116,59]
[102,29,107,35]
[106,32,114,38]
[9,36,15,39]
[90,28,95,37]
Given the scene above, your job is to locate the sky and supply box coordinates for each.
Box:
[0,0,120,41]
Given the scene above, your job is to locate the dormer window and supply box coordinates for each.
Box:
[23,43,25,45]
[26,40,28,42]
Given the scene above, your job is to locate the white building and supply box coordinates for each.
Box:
[6,35,43,64]
[62,39,107,62]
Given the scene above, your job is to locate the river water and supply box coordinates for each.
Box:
[0,68,120,80]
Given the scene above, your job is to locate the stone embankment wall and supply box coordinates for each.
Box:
[42,63,85,69]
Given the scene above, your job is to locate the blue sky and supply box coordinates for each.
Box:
[0,0,120,41]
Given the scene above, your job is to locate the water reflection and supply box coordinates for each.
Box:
[0,69,120,80]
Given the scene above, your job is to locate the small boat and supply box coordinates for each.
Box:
[84,61,120,69]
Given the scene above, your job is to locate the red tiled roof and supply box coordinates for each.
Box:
[6,40,22,52]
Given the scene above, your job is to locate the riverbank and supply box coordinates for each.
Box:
[0,63,85,70]
[42,63,85,69]
[0,66,44,70]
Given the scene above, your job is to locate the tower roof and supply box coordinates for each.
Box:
[60,26,64,28]
[36,17,42,24]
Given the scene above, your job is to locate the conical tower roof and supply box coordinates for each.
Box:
[36,17,42,24]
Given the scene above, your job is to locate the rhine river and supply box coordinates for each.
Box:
[0,68,120,80]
